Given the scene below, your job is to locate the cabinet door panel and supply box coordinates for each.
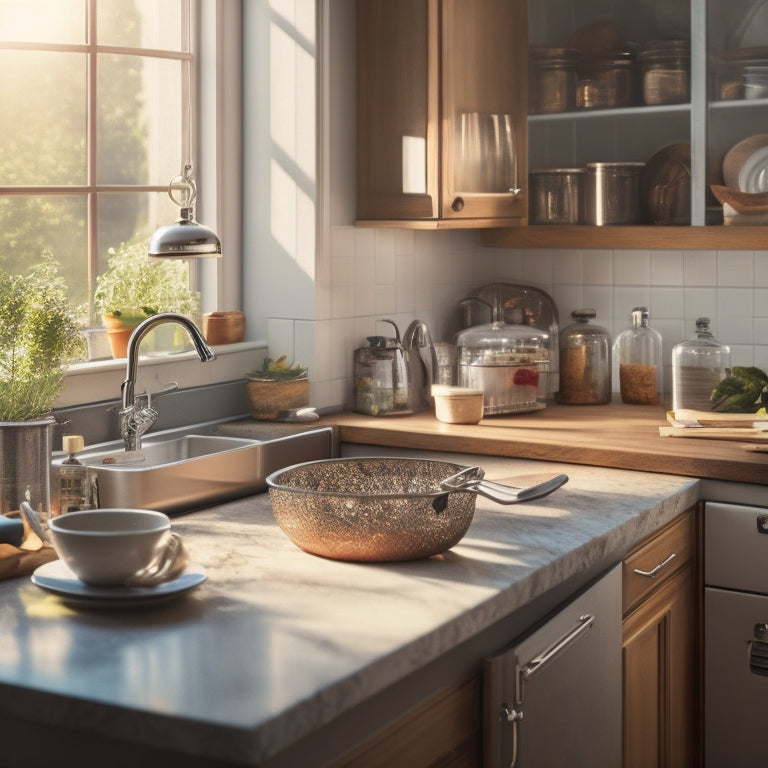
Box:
[622,564,695,768]
[440,0,528,221]
[357,0,438,220]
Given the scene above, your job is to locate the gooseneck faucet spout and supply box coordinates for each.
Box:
[120,313,215,451]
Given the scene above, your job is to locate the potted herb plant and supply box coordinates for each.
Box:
[93,240,200,358]
[0,254,85,517]
[246,356,309,420]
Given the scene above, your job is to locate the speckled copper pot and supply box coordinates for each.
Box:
[266,457,477,562]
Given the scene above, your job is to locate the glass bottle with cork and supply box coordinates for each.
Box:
[614,307,663,404]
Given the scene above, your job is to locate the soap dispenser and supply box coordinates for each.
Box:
[58,435,94,514]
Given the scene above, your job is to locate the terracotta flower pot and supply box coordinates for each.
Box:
[101,313,141,359]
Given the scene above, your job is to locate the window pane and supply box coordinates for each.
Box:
[97,53,183,185]
[0,195,87,301]
[0,51,86,186]
[97,190,181,264]
[0,0,85,44]
[97,0,186,51]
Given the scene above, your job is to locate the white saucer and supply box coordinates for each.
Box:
[31,559,207,607]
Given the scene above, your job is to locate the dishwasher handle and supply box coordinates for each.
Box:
[521,613,595,682]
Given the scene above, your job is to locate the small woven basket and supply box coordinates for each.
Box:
[246,378,309,420]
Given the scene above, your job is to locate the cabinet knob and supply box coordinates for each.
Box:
[451,197,465,212]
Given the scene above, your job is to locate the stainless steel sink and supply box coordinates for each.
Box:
[53,424,334,515]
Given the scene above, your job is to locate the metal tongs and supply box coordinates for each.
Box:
[439,466,568,504]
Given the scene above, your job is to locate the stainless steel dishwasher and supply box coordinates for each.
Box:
[705,501,768,766]
[483,563,622,767]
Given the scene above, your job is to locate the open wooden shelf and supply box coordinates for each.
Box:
[481,225,768,250]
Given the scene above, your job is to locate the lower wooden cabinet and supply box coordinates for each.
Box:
[327,674,482,768]
[622,510,697,768]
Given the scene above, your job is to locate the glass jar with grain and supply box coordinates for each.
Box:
[614,307,663,405]
[557,309,611,405]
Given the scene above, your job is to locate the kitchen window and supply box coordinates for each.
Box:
[0,0,199,318]
[0,0,244,409]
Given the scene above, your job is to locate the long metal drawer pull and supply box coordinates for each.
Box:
[633,552,676,579]
[521,613,595,682]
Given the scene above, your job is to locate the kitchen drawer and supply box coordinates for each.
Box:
[622,510,694,616]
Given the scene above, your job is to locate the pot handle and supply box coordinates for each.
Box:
[440,467,568,505]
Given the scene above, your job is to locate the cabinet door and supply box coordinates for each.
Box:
[440,0,528,222]
[622,564,695,768]
[357,0,528,226]
[357,0,439,221]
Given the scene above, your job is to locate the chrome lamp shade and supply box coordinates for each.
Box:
[149,164,222,259]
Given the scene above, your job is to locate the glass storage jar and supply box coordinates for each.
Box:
[456,321,550,414]
[640,40,690,106]
[557,309,612,405]
[614,307,662,405]
[529,47,579,114]
[671,317,731,412]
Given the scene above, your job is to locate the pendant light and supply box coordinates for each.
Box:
[148,1,221,259]
[148,163,222,258]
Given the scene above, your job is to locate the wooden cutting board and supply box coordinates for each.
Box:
[659,426,768,442]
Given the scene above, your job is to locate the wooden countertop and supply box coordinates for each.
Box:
[326,400,768,485]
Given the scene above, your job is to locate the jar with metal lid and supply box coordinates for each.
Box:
[576,50,636,110]
[529,47,579,114]
[456,321,550,414]
[558,309,611,405]
[671,317,731,412]
[613,307,662,405]
[640,40,690,106]
[585,162,645,225]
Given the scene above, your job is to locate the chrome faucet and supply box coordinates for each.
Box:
[119,312,215,452]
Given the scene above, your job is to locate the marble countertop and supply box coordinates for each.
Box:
[0,451,699,766]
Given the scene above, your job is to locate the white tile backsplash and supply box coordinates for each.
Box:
[302,227,768,410]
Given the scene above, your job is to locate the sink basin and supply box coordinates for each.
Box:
[53,424,334,515]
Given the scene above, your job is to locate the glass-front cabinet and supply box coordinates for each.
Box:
[484,0,768,248]
[357,0,768,247]
[356,0,528,227]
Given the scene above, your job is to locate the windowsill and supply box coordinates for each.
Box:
[58,340,268,409]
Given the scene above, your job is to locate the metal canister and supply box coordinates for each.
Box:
[585,162,645,225]
[529,168,586,224]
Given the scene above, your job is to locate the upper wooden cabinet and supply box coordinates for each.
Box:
[356,0,528,228]
[484,0,768,249]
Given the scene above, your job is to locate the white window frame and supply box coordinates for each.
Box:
[58,0,255,410]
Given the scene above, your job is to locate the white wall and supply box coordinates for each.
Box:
[243,0,768,413]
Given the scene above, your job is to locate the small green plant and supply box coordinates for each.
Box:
[93,240,200,325]
[0,254,85,421]
[246,355,308,381]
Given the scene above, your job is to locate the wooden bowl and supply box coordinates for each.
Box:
[202,311,245,345]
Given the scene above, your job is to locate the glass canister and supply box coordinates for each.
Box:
[456,321,550,414]
[671,318,731,412]
[614,307,663,404]
[558,309,612,405]
[353,320,411,416]
[640,39,690,106]
[529,47,579,114]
